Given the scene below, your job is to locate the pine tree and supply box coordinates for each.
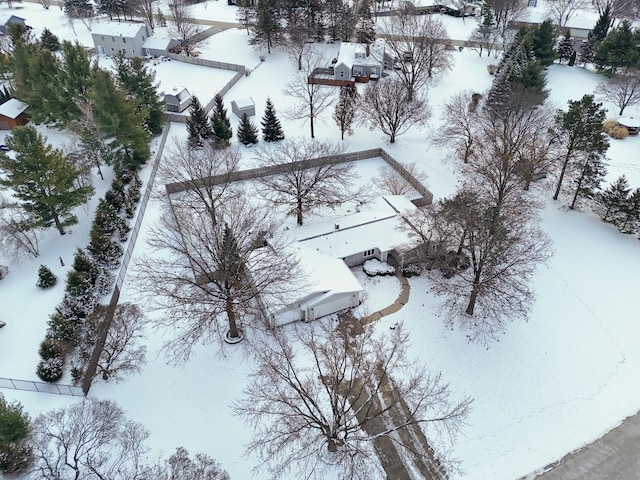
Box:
[237,113,259,145]
[557,32,574,64]
[355,0,375,44]
[210,93,233,146]
[595,21,640,76]
[0,394,32,475]
[591,3,612,43]
[40,28,61,51]
[569,152,608,210]
[37,265,58,289]
[578,38,595,66]
[596,175,631,225]
[186,96,211,148]
[529,19,556,67]
[261,97,285,142]
[253,0,281,54]
[0,126,94,235]
[114,54,166,135]
[619,188,640,234]
[333,84,358,140]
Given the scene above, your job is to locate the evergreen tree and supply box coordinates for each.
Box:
[595,21,640,75]
[556,32,574,64]
[37,265,58,289]
[550,94,609,202]
[0,394,32,475]
[619,188,640,234]
[529,19,556,66]
[210,93,233,146]
[237,113,259,145]
[578,38,596,65]
[40,28,61,51]
[0,126,94,236]
[186,95,211,148]
[591,3,612,43]
[253,0,281,54]
[355,0,375,44]
[333,84,358,140]
[569,152,608,210]
[261,97,285,142]
[114,54,166,135]
[596,175,631,225]
[568,50,577,66]
[63,0,92,17]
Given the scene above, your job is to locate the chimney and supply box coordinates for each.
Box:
[366,44,370,57]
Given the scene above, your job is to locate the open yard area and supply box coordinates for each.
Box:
[1,1,640,479]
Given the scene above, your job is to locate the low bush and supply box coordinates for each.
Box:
[39,335,67,360]
[603,119,629,139]
[36,265,57,289]
[0,265,8,280]
[36,356,64,382]
[402,263,423,278]
[363,259,396,276]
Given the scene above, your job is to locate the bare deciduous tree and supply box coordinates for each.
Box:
[372,162,427,195]
[38,0,51,9]
[592,0,639,22]
[148,447,230,480]
[159,140,241,224]
[466,24,502,58]
[595,68,640,115]
[136,0,156,32]
[379,14,453,99]
[0,194,39,260]
[489,0,528,35]
[233,320,471,480]
[83,303,147,382]
[168,0,203,56]
[135,196,302,360]
[282,48,337,138]
[547,0,589,26]
[253,138,368,225]
[422,190,552,343]
[31,399,151,480]
[435,90,481,163]
[360,78,430,143]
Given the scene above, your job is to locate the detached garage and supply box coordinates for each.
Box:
[0,98,29,130]
[231,97,255,119]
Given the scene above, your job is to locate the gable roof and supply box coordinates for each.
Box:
[91,21,147,38]
[142,36,176,50]
[0,98,29,119]
[164,87,191,103]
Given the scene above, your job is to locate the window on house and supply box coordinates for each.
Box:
[112,37,115,42]
[142,36,145,40]
[340,71,344,78]
[363,249,375,257]
[123,37,127,43]
[101,35,105,41]
[527,0,537,5]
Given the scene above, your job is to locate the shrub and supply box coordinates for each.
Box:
[603,119,629,139]
[36,356,64,382]
[47,312,78,345]
[363,259,396,276]
[39,335,67,360]
[402,263,423,278]
[0,265,8,280]
[36,265,58,289]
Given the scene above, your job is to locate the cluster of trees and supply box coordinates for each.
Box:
[596,175,640,235]
[188,94,285,147]
[0,395,229,479]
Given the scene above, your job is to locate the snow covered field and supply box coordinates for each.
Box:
[1,2,640,479]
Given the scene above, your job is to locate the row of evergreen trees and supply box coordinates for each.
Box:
[187,94,285,148]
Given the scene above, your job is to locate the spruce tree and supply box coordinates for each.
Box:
[591,3,612,43]
[596,175,631,225]
[237,113,259,145]
[595,21,640,75]
[557,32,574,64]
[40,28,61,51]
[0,394,32,475]
[261,97,285,142]
[210,93,233,146]
[186,96,211,148]
[619,188,640,234]
[333,84,358,140]
[0,126,94,235]
[578,38,595,66]
[37,265,58,289]
[569,152,608,210]
[529,19,556,66]
[355,0,375,44]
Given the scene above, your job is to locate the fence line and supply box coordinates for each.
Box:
[165,148,434,207]
[0,377,84,397]
[82,123,171,395]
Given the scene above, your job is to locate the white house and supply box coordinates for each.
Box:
[91,22,150,58]
[333,42,384,82]
[142,36,179,57]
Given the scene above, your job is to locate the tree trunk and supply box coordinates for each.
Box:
[569,168,585,210]
[226,298,239,338]
[310,115,315,139]
[297,197,303,225]
[52,213,66,235]
[553,155,571,200]
[390,131,395,143]
[465,285,479,315]
[619,105,625,115]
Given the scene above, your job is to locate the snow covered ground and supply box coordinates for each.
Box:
[1,2,640,479]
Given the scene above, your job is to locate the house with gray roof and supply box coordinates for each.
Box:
[333,42,383,82]
[91,22,150,58]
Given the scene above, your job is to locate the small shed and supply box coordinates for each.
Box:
[618,117,640,136]
[0,15,27,35]
[0,98,29,130]
[164,87,192,113]
[231,97,255,119]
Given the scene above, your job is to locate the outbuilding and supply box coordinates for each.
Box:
[0,98,29,130]
[164,87,192,113]
[231,97,255,119]
[618,117,640,136]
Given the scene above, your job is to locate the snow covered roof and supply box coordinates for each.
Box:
[0,98,29,119]
[287,196,419,259]
[142,36,175,50]
[91,21,147,38]
[0,14,26,25]
[336,42,357,69]
[233,97,254,109]
[514,0,597,29]
[164,87,190,102]
[296,245,363,295]
[618,117,640,128]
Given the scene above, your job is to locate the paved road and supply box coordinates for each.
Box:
[529,410,640,480]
